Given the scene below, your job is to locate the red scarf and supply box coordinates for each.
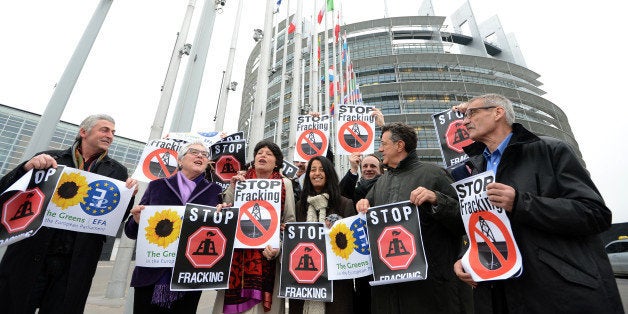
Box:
[224,169,286,312]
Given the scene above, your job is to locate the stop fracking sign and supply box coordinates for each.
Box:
[452,171,522,282]
[366,201,427,286]
[171,204,239,291]
[208,139,246,192]
[432,109,473,168]
[293,114,330,162]
[0,166,65,247]
[279,222,332,302]
[336,104,375,156]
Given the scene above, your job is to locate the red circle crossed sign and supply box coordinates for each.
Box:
[467,211,518,279]
[236,200,279,247]
[296,129,328,161]
[337,120,374,153]
[142,148,178,180]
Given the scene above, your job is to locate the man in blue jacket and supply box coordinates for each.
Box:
[0,114,138,313]
[452,94,622,313]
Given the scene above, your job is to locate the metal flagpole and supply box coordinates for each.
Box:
[306,18,313,113]
[384,0,390,18]
[338,14,345,112]
[21,0,114,162]
[247,0,276,159]
[331,7,339,171]
[271,4,279,75]
[287,0,303,160]
[169,0,220,132]
[300,58,306,112]
[276,0,291,150]
[149,0,197,140]
[214,0,243,132]
[309,15,318,114]
[323,4,330,114]
[105,0,199,301]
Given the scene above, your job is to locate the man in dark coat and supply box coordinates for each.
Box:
[338,153,382,314]
[356,122,472,314]
[339,153,382,206]
[451,94,622,313]
[0,114,137,313]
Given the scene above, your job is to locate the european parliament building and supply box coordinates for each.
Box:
[238,1,580,164]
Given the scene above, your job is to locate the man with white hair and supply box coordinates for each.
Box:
[451,94,622,313]
[0,114,138,313]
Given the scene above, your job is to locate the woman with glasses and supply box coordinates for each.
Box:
[124,141,222,313]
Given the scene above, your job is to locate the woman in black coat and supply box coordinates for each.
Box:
[290,156,356,314]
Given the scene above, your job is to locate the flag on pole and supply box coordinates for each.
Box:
[274,0,282,13]
[342,36,348,64]
[288,18,296,34]
[317,35,321,63]
[324,66,335,82]
[317,0,334,24]
[334,12,340,43]
[326,0,334,11]
[317,3,325,24]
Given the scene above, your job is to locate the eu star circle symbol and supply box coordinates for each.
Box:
[80,180,120,216]
[350,217,370,255]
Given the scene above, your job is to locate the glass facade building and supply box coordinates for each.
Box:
[238,3,580,165]
[0,104,145,178]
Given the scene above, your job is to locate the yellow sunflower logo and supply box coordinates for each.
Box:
[329,222,357,260]
[145,209,182,248]
[51,172,91,209]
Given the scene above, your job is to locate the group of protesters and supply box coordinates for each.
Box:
[0,93,623,314]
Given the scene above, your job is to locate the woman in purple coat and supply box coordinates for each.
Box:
[124,141,222,313]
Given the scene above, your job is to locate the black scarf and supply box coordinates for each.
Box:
[354,175,381,200]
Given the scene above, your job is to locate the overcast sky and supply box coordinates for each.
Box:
[0,0,626,223]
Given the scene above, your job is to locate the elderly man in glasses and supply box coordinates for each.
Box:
[451,94,622,313]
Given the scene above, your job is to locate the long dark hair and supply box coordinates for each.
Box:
[298,156,342,216]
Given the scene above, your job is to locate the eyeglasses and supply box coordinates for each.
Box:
[186,148,209,158]
[464,106,496,119]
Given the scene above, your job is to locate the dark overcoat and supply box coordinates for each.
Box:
[452,123,622,314]
[366,151,472,314]
[0,147,131,313]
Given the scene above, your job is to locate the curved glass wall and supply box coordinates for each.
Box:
[239,14,580,165]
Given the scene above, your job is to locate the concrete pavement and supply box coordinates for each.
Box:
[85,261,217,313]
[86,261,628,313]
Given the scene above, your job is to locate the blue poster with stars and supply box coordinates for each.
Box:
[325,213,373,280]
[41,167,134,236]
